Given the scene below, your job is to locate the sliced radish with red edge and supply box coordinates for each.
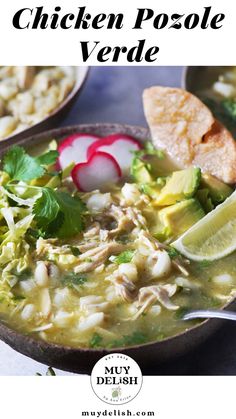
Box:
[71,151,122,192]
[58,134,100,170]
[87,134,142,176]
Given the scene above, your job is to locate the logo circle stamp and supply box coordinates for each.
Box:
[91,353,143,405]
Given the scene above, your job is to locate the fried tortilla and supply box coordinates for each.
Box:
[143,86,236,184]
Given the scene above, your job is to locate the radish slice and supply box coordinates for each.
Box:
[87,134,142,175]
[71,152,122,192]
[58,134,100,170]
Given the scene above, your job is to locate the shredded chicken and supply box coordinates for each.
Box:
[172,259,190,277]
[36,237,100,257]
[104,205,134,238]
[74,242,126,273]
[126,207,147,229]
[87,202,147,241]
[114,275,138,302]
[78,242,99,252]
[132,284,179,320]
[83,222,101,238]
[36,237,58,256]
[77,245,109,261]
[99,229,109,241]
[139,230,166,251]
[139,231,190,276]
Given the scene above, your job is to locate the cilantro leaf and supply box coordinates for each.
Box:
[46,367,56,376]
[55,191,85,238]
[196,260,213,269]
[113,250,135,264]
[62,272,87,288]
[167,247,180,259]
[90,333,103,348]
[47,211,65,237]
[33,188,86,238]
[35,150,59,166]
[26,228,46,241]
[33,188,60,227]
[3,147,59,182]
[13,268,32,281]
[110,331,147,348]
[69,246,81,257]
[36,367,56,376]
[3,146,45,181]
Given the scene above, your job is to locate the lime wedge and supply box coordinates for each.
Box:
[172,190,236,261]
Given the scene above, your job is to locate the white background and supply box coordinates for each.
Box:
[1,375,236,418]
[0,0,235,65]
[0,0,236,416]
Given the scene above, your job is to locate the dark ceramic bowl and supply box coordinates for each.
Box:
[0,123,234,375]
[0,67,89,150]
[182,66,232,93]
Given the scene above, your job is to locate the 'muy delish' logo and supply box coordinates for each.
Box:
[91,354,143,405]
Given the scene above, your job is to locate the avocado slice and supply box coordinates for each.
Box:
[201,173,233,204]
[131,157,153,184]
[196,188,214,213]
[141,182,163,199]
[157,198,205,239]
[154,167,201,206]
[149,213,171,242]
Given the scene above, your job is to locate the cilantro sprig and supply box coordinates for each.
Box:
[3,146,59,181]
[2,146,86,239]
[62,272,87,286]
[112,250,135,264]
[35,150,59,166]
[61,273,87,290]
[33,188,85,238]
